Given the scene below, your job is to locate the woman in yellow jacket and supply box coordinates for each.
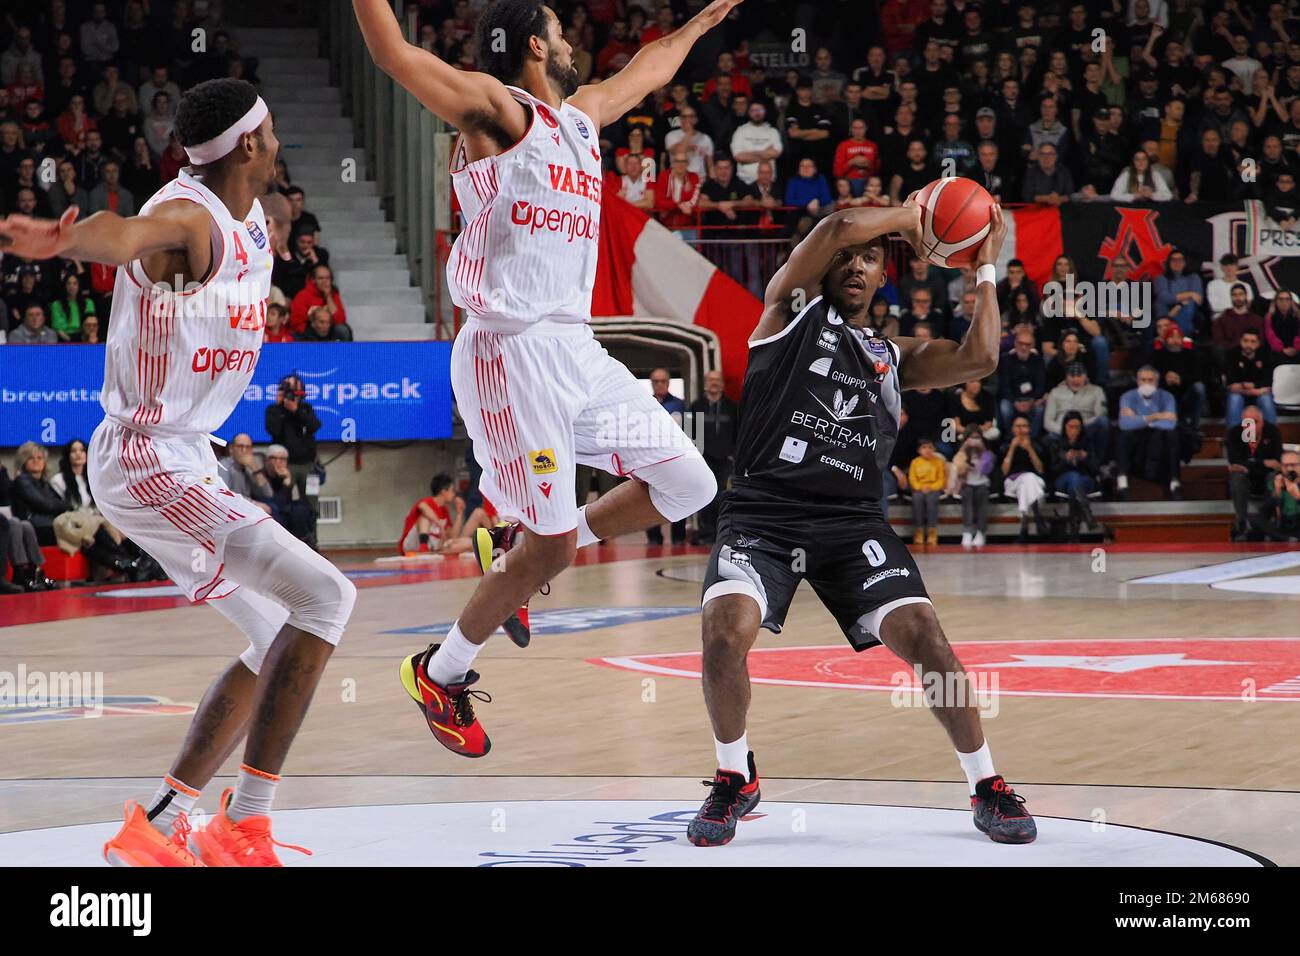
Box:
[907,438,947,546]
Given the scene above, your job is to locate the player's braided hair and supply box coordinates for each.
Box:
[475,0,550,83]
[175,78,260,152]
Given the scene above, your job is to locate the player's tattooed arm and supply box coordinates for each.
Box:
[352,0,526,151]
[0,200,212,280]
[570,0,745,128]
[896,205,1008,390]
[751,204,922,342]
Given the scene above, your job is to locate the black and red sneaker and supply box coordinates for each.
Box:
[686,752,761,847]
[972,775,1037,844]
[398,644,492,757]
[474,524,538,648]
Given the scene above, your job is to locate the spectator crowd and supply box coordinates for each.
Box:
[1,0,353,344]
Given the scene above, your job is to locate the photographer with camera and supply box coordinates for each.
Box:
[1259,449,1300,542]
[265,374,323,535]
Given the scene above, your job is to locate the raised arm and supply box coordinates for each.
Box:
[896,205,1007,390]
[749,201,921,342]
[0,200,212,275]
[570,0,744,128]
[352,0,525,142]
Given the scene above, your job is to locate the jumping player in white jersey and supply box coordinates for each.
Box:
[354,0,739,756]
[0,78,357,866]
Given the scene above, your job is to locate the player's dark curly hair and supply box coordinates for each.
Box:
[475,0,550,83]
[430,473,454,496]
[175,78,260,151]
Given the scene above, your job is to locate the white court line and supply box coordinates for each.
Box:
[1128,552,1300,585]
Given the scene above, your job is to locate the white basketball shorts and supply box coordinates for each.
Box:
[89,419,273,601]
[452,319,701,535]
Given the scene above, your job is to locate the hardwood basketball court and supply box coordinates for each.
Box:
[1,542,1296,866]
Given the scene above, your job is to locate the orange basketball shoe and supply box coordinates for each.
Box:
[103,801,203,867]
[190,788,312,867]
[399,643,492,757]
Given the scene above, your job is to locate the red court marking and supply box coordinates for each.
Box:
[593,638,1300,702]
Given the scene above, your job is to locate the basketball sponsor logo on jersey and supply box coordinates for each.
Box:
[509,199,600,244]
[191,346,259,381]
[245,220,267,249]
[789,409,878,451]
[820,454,865,482]
[779,436,807,463]
[817,328,841,351]
[863,566,910,589]
[809,356,832,376]
[574,117,590,139]
[529,448,558,474]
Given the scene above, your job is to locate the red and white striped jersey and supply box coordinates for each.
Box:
[447,85,603,330]
[101,169,272,438]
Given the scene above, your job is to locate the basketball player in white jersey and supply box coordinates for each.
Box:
[354,0,739,756]
[0,78,357,866]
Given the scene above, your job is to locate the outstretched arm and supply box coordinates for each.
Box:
[352,0,526,143]
[0,201,212,275]
[895,205,1007,390]
[570,0,744,128]
[749,201,922,343]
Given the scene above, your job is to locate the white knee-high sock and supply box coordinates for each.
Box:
[576,505,600,548]
[427,622,482,686]
[715,733,750,776]
[228,764,279,822]
[146,774,200,835]
[956,741,996,792]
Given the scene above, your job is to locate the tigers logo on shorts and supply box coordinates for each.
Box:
[529,449,559,475]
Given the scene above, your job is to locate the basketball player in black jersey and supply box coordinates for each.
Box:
[688,197,1038,848]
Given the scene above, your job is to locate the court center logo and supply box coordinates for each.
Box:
[592,638,1300,702]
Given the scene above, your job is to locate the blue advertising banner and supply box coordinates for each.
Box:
[0,342,453,445]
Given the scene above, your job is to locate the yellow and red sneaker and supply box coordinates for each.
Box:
[190,788,312,867]
[103,801,203,867]
[398,643,492,757]
[474,524,535,648]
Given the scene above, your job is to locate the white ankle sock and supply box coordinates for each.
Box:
[1116,474,1129,490]
[576,505,600,548]
[427,622,482,686]
[146,774,200,835]
[228,764,279,822]
[715,733,749,776]
[956,741,996,793]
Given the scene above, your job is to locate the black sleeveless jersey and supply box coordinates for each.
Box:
[732,296,904,501]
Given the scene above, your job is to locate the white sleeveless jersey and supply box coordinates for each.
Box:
[447,86,603,330]
[101,169,272,439]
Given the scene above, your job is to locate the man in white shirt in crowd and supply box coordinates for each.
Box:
[730,100,783,185]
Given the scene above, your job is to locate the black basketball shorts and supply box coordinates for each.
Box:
[700,481,932,650]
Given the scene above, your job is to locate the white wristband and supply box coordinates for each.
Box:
[976,264,997,288]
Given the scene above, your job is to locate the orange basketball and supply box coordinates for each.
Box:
[913,177,994,268]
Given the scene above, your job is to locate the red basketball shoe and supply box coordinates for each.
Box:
[398,643,492,757]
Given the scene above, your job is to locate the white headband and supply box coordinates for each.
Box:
[184,96,268,164]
